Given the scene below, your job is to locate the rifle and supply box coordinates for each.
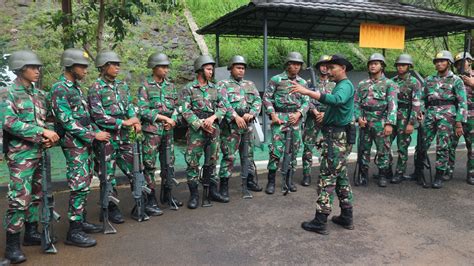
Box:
[98,141,119,234]
[281,126,294,195]
[460,32,472,76]
[307,67,317,89]
[240,129,253,199]
[40,149,60,254]
[414,124,432,188]
[131,139,151,222]
[159,133,180,210]
[353,111,367,186]
[200,133,213,207]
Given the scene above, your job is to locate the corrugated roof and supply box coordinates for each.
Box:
[197,0,474,41]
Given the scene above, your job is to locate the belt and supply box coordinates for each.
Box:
[274,106,298,113]
[427,99,455,107]
[361,105,387,112]
[398,102,410,109]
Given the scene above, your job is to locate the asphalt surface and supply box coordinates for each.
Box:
[0,152,473,265]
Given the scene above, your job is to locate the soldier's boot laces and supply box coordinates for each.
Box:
[301,212,329,235]
[247,173,262,192]
[108,202,125,224]
[145,189,163,216]
[187,183,199,209]
[82,212,103,234]
[265,170,276,194]
[5,232,26,264]
[377,169,388,187]
[65,221,97,248]
[390,172,404,184]
[301,174,311,187]
[432,170,444,189]
[22,222,41,246]
[219,178,230,202]
[209,182,229,203]
[331,208,354,230]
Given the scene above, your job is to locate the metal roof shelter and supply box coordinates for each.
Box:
[197,0,474,141]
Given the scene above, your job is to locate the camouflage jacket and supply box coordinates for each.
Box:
[422,71,467,123]
[49,74,98,148]
[2,79,47,159]
[137,75,178,135]
[179,79,226,131]
[463,70,474,118]
[391,73,422,126]
[88,77,136,141]
[310,76,336,113]
[263,71,309,116]
[355,74,398,125]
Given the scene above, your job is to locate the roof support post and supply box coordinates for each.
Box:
[263,12,269,143]
[215,34,220,67]
[307,39,312,67]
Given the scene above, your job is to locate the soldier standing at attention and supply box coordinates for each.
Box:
[137,52,183,213]
[263,51,309,194]
[49,48,111,247]
[88,50,142,223]
[301,55,335,186]
[179,55,228,209]
[354,53,398,187]
[3,50,60,263]
[389,54,422,183]
[217,55,263,201]
[292,54,355,235]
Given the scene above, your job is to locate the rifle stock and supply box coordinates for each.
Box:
[240,129,253,199]
[98,141,118,234]
[200,134,213,207]
[131,140,150,222]
[281,126,294,195]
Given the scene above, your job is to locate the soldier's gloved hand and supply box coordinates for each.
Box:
[42,128,60,143]
[384,124,393,136]
[242,113,254,123]
[315,112,324,124]
[455,122,464,137]
[133,123,142,133]
[235,116,247,129]
[358,117,367,128]
[95,131,111,142]
[289,112,301,125]
[271,113,284,125]
[405,124,414,134]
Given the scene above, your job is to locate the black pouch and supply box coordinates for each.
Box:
[346,123,356,145]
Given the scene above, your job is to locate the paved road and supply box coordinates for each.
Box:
[0,152,473,265]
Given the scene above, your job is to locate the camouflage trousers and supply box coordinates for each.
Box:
[62,146,93,222]
[218,124,256,180]
[448,116,474,178]
[267,113,302,171]
[142,132,175,189]
[94,138,133,188]
[302,115,322,176]
[359,119,391,170]
[422,110,455,172]
[185,127,220,185]
[316,128,353,214]
[391,108,413,174]
[4,155,42,233]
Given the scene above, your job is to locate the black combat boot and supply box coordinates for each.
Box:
[301,212,329,235]
[0,257,10,266]
[468,173,474,185]
[187,183,199,209]
[209,182,229,203]
[359,166,369,186]
[22,222,41,246]
[289,181,297,192]
[390,171,404,184]
[265,170,276,194]
[145,189,163,216]
[82,211,103,234]
[432,170,444,189]
[108,202,124,224]
[331,208,354,230]
[247,173,262,192]
[301,174,311,187]
[5,232,26,264]
[65,221,97,248]
[219,178,230,202]
[377,169,388,187]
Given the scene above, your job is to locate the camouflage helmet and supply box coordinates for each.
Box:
[61,48,90,67]
[147,53,170,68]
[8,50,42,71]
[285,51,304,65]
[227,55,247,70]
[454,52,473,64]
[368,53,386,66]
[193,55,215,73]
[394,53,413,67]
[433,50,454,64]
[315,55,331,69]
[95,50,121,68]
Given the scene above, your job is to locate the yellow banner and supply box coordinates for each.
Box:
[359,23,405,50]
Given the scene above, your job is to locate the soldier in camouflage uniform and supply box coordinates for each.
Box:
[417,50,467,189]
[263,52,309,194]
[355,53,398,187]
[88,50,142,223]
[449,52,474,185]
[3,50,60,263]
[217,55,263,201]
[179,55,228,209]
[49,48,111,247]
[301,55,335,186]
[0,85,7,162]
[137,52,183,213]
[389,54,422,183]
